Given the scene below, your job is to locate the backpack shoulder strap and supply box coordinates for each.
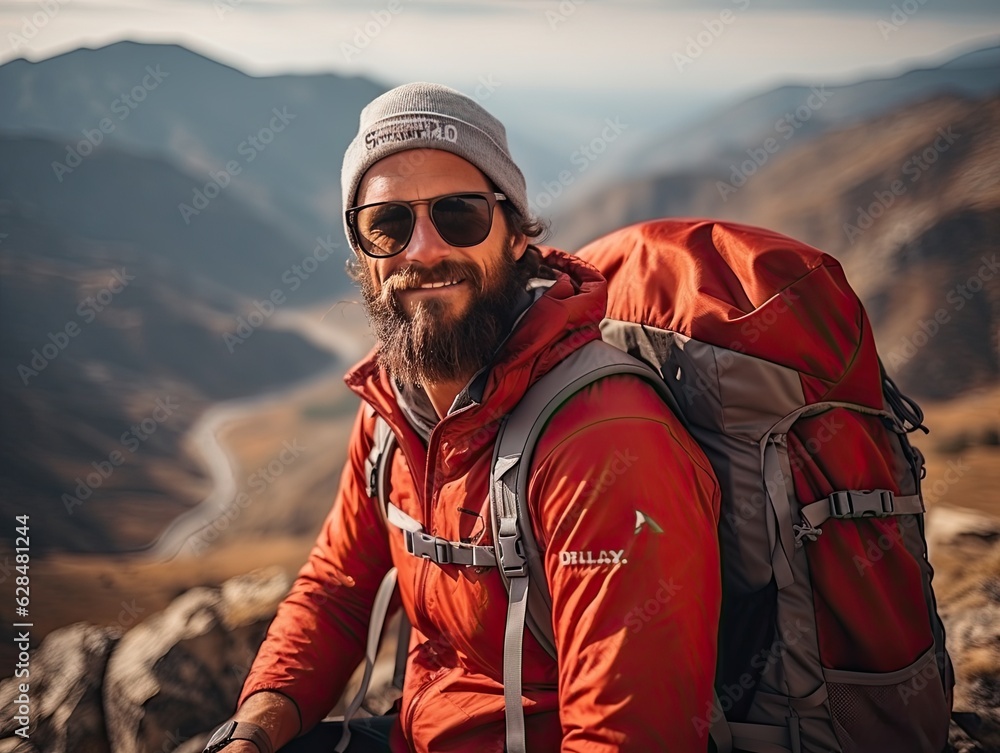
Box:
[488,338,672,753]
[364,413,396,513]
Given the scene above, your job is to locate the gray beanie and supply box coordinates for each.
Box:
[341,82,529,252]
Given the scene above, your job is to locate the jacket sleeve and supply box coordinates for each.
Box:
[238,403,394,732]
[527,375,722,752]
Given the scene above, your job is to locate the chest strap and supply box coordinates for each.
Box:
[386,501,498,568]
[367,415,498,568]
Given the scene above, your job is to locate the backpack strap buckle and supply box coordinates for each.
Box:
[829,489,895,518]
[497,517,527,577]
[405,530,449,563]
[403,529,498,568]
[799,488,912,545]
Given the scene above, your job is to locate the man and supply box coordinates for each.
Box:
[207,83,722,753]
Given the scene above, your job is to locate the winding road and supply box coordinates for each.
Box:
[143,308,369,561]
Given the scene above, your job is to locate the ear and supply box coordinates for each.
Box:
[510,232,529,261]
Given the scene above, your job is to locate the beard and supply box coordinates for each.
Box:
[358,246,526,385]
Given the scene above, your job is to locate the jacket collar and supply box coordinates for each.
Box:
[344,247,607,441]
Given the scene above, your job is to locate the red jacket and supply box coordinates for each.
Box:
[240,249,722,752]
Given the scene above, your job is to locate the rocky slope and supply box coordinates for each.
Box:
[2,507,999,752]
[0,569,291,753]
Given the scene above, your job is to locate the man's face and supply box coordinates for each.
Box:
[354,149,529,385]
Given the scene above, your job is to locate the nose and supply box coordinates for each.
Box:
[403,205,451,266]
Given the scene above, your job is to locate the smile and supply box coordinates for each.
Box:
[409,278,464,290]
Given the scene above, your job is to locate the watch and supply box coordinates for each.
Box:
[203,720,274,753]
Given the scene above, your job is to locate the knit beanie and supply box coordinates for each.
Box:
[341,82,529,253]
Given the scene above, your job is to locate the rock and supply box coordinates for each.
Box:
[927,505,1000,752]
[103,567,291,753]
[0,624,119,753]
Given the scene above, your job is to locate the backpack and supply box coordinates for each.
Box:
[355,218,954,753]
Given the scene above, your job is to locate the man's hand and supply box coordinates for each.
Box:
[208,691,300,752]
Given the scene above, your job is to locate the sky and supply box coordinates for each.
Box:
[1,1,998,170]
[2,1,998,92]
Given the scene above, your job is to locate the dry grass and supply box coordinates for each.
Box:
[918,385,1000,519]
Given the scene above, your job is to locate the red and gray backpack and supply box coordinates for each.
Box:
[354,219,954,753]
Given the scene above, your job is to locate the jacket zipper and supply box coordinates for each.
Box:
[411,414,450,644]
[385,398,483,744]
[403,666,437,746]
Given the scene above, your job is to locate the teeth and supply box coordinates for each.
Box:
[418,280,460,289]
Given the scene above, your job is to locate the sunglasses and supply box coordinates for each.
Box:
[346,191,507,258]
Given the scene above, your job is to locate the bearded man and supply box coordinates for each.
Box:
[205,83,721,753]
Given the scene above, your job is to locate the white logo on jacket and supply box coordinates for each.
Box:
[559,549,627,566]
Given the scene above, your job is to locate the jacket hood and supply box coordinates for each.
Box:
[344,247,607,433]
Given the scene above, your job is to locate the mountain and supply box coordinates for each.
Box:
[598,43,1000,185]
[0,136,332,300]
[2,40,996,552]
[0,136,341,553]
[0,42,391,553]
[0,40,385,299]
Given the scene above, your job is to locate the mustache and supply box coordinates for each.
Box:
[380,260,484,298]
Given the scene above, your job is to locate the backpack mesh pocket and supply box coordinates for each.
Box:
[823,649,949,753]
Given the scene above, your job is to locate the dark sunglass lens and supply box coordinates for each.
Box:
[432,195,492,246]
[357,203,413,256]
